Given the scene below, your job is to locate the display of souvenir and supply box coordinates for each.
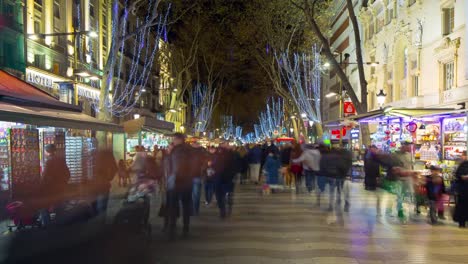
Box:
[0,128,10,191]
[66,137,84,183]
[10,127,40,194]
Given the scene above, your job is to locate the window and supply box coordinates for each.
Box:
[34,21,41,34]
[442,8,455,35]
[53,62,60,75]
[369,20,375,39]
[386,7,393,25]
[90,4,95,18]
[444,61,454,91]
[403,48,408,78]
[33,54,45,68]
[53,0,60,18]
[412,75,419,96]
[370,55,376,75]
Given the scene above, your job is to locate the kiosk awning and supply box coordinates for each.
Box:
[351,107,457,122]
[0,101,123,132]
[123,117,174,135]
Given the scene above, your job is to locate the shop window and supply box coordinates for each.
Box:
[412,75,419,96]
[53,0,60,19]
[444,61,454,91]
[442,7,455,35]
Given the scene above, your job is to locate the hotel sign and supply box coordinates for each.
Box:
[26,68,100,101]
[26,70,54,89]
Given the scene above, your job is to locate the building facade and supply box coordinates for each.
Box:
[23,0,112,116]
[360,0,467,110]
[0,0,26,76]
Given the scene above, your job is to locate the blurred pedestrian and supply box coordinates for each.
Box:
[364,145,380,191]
[264,151,281,191]
[292,144,320,194]
[92,148,118,217]
[118,159,130,187]
[426,166,446,224]
[454,151,468,228]
[167,133,193,239]
[247,144,262,184]
[290,143,303,193]
[280,143,293,188]
[190,142,206,216]
[39,144,70,226]
[214,142,238,218]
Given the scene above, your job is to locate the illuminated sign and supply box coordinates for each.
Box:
[26,68,100,101]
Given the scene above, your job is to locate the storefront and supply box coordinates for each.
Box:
[0,70,122,201]
[123,117,174,160]
[352,107,467,181]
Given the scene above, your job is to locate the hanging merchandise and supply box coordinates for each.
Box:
[10,127,40,199]
[0,126,10,192]
[66,137,84,183]
[443,116,467,161]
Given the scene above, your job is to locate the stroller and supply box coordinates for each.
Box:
[5,201,41,231]
[113,178,155,241]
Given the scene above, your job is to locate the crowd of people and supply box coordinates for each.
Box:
[364,143,468,226]
[32,135,468,239]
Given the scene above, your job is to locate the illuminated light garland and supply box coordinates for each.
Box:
[100,0,170,117]
[275,45,322,124]
[258,97,284,138]
[191,83,217,133]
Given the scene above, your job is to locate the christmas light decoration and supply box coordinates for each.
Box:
[191,83,217,133]
[275,45,322,124]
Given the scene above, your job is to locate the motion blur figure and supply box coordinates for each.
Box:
[39,144,70,226]
[214,142,239,218]
[92,148,118,217]
[167,133,193,239]
[454,151,468,227]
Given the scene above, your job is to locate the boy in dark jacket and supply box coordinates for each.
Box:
[426,166,446,224]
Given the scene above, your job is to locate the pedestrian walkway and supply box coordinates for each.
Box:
[150,182,468,264]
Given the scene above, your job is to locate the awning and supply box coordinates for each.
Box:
[0,70,81,112]
[123,117,174,135]
[351,107,457,122]
[0,101,123,132]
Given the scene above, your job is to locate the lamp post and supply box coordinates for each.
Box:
[28,31,99,105]
[376,89,387,109]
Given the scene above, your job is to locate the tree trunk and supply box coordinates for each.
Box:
[345,0,367,112]
[314,122,323,140]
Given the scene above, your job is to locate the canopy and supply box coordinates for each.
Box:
[0,101,123,132]
[123,117,174,135]
[275,137,295,143]
[351,107,457,122]
[0,70,81,111]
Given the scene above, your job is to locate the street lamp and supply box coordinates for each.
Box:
[133,113,141,119]
[376,89,387,108]
[300,113,307,119]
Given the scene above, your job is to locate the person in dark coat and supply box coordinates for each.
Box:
[39,144,70,226]
[167,133,193,239]
[454,151,468,228]
[426,166,446,224]
[247,144,262,184]
[214,143,238,219]
[279,144,293,187]
[364,145,381,190]
[264,151,281,185]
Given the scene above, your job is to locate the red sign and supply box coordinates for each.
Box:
[331,127,347,139]
[343,102,356,116]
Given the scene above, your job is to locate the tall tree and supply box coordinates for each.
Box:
[292,0,371,145]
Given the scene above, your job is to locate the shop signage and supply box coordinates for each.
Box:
[26,68,100,102]
[343,102,356,116]
[77,86,100,101]
[26,70,55,89]
[331,127,347,139]
[350,128,360,139]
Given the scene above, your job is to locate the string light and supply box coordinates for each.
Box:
[276,45,322,124]
[191,83,217,133]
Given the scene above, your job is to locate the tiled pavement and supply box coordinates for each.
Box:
[147,182,468,264]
